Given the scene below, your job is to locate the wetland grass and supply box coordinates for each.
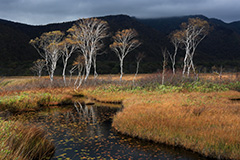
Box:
[83,76,240,159]
[0,119,55,160]
[0,73,239,159]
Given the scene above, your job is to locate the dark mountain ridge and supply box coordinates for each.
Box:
[0,14,240,76]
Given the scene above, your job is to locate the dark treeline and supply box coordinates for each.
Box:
[0,14,240,76]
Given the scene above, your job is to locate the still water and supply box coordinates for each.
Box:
[16,101,210,160]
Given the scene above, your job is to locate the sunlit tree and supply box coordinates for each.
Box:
[67,18,108,81]
[172,18,210,77]
[72,55,85,90]
[30,31,64,82]
[59,35,78,86]
[110,29,141,81]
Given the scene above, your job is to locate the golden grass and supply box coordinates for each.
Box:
[85,88,240,159]
[0,119,55,160]
[199,73,240,81]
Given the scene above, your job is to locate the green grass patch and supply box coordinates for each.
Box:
[0,91,74,113]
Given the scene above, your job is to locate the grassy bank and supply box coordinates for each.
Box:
[84,84,240,159]
[0,118,55,159]
[0,88,74,113]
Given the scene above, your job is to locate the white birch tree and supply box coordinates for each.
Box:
[30,36,50,75]
[59,35,78,86]
[30,31,64,82]
[172,18,210,77]
[168,31,181,75]
[67,18,108,82]
[92,50,105,79]
[46,31,64,82]
[72,55,85,90]
[110,29,141,81]
[133,52,145,84]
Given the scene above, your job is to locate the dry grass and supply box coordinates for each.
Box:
[85,88,240,159]
[199,72,240,81]
[0,119,55,160]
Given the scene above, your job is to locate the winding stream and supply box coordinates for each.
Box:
[14,101,210,160]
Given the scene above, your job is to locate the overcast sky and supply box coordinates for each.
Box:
[0,0,240,25]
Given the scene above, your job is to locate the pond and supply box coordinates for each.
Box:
[14,101,210,160]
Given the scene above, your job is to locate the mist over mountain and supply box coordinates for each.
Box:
[0,14,240,76]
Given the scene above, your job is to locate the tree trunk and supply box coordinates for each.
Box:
[50,60,57,83]
[50,71,54,83]
[182,53,188,76]
[120,59,124,81]
[93,57,98,79]
[190,58,196,76]
[172,46,178,75]
[187,64,191,77]
[74,65,84,90]
[38,70,41,78]
[172,61,175,75]
[62,61,67,86]
[84,55,92,82]
[133,61,140,84]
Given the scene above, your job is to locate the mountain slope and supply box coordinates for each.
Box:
[0,15,166,75]
[229,21,240,34]
[138,15,240,67]
[0,14,240,76]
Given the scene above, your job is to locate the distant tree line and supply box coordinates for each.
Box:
[29,17,210,87]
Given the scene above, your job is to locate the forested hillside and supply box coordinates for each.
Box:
[0,14,239,76]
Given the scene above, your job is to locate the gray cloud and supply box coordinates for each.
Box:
[0,0,239,25]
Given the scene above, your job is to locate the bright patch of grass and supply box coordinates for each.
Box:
[0,90,74,113]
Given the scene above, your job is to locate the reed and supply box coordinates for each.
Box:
[0,119,55,160]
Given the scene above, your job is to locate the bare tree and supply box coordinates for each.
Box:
[30,59,45,77]
[172,18,210,77]
[68,65,77,86]
[110,29,141,81]
[30,36,49,75]
[73,55,85,90]
[133,52,145,84]
[168,31,181,75]
[59,35,78,86]
[162,48,168,85]
[68,18,108,82]
[30,31,64,82]
[92,50,107,79]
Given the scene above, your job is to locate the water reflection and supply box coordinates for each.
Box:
[74,102,97,124]
[14,101,209,160]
